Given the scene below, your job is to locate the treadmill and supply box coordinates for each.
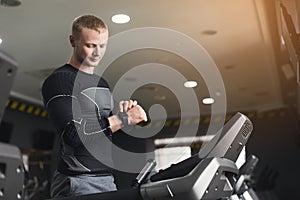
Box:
[51,112,253,200]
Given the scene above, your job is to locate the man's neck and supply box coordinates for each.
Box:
[69,56,94,74]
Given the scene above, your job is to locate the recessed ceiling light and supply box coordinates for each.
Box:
[202,97,214,105]
[215,91,221,96]
[154,95,166,101]
[111,14,130,24]
[0,38,2,45]
[184,81,197,88]
[0,0,21,7]
[224,65,236,70]
[201,30,218,35]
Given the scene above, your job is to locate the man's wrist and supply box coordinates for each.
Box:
[117,112,129,127]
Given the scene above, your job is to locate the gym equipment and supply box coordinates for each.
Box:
[131,159,157,188]
[140,112,252,200]
[0,143,24,200]
[50,112,253,200]
[0,49,17,123]
[0,50,24,200]
[230,155,260,200]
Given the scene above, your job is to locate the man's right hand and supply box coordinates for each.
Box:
[108,100,148,133]
[126,105,148,125]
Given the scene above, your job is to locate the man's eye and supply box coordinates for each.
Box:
[86,44,95,48]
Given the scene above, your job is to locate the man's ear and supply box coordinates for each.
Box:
[69,35,76,47]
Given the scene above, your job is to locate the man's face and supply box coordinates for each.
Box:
[73,27,108,67]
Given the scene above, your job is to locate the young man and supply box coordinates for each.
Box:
[42,14,147,198]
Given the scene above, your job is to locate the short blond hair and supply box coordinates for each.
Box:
[72,14,107,39]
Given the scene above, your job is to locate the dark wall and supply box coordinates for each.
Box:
[247,109,300,199]
[0,108,56,150]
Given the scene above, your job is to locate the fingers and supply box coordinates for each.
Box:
[126,105,148,125]
[136,105,147,122]
[119,100,138,112]
[119,101,124,112]
[132,100,138,107]
[118,100,148,125]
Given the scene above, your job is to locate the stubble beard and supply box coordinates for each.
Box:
[75,51,99,68]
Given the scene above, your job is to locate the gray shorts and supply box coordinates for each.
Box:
[50,170,117,198]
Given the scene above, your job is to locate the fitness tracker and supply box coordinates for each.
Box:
[117,112,129,127]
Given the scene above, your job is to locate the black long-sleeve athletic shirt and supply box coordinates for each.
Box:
[42,64,115,175]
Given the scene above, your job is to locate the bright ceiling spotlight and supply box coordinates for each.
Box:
[184,81,197,88]
[202,97,215,105]
[111,14,130,24]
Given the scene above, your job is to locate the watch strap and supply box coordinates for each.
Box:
[117,112,129,127]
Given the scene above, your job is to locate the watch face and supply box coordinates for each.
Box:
[118,112,129,127]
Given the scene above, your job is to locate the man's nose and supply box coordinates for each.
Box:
[93,46,100,56]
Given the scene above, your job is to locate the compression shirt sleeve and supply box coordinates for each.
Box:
[42,72,112,147]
